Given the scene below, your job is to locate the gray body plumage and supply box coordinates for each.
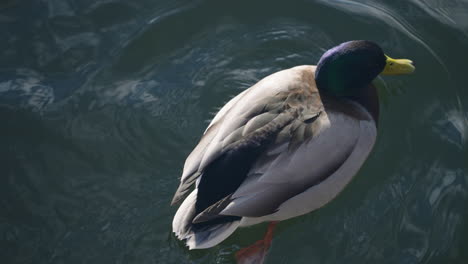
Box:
[172,65,377,249]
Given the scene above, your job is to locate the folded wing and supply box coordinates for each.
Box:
[172,66,367,226]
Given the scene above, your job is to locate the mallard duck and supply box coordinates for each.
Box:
[171,40,414,256]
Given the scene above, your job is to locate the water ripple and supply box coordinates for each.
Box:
[316,0,450,77]
[1,0,468,263]
[409,0,468,36]
[0,69,54,111]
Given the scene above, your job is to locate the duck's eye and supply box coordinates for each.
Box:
[389,62,394,66]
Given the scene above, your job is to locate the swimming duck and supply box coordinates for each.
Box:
[171,40,414,259]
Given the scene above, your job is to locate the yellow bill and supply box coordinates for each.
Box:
[381,55,415,75]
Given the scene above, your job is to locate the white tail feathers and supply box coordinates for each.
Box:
[172,189,241,249]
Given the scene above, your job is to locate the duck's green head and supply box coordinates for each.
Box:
[315,40,415,96]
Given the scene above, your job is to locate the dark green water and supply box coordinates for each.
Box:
[1,0,468,263]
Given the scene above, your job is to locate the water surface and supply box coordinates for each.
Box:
[1,0,468,263]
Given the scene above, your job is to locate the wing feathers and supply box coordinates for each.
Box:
[194,111,297,216]
[192,195,233,223]
[173,66,353,221]
[171,172,201,205]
